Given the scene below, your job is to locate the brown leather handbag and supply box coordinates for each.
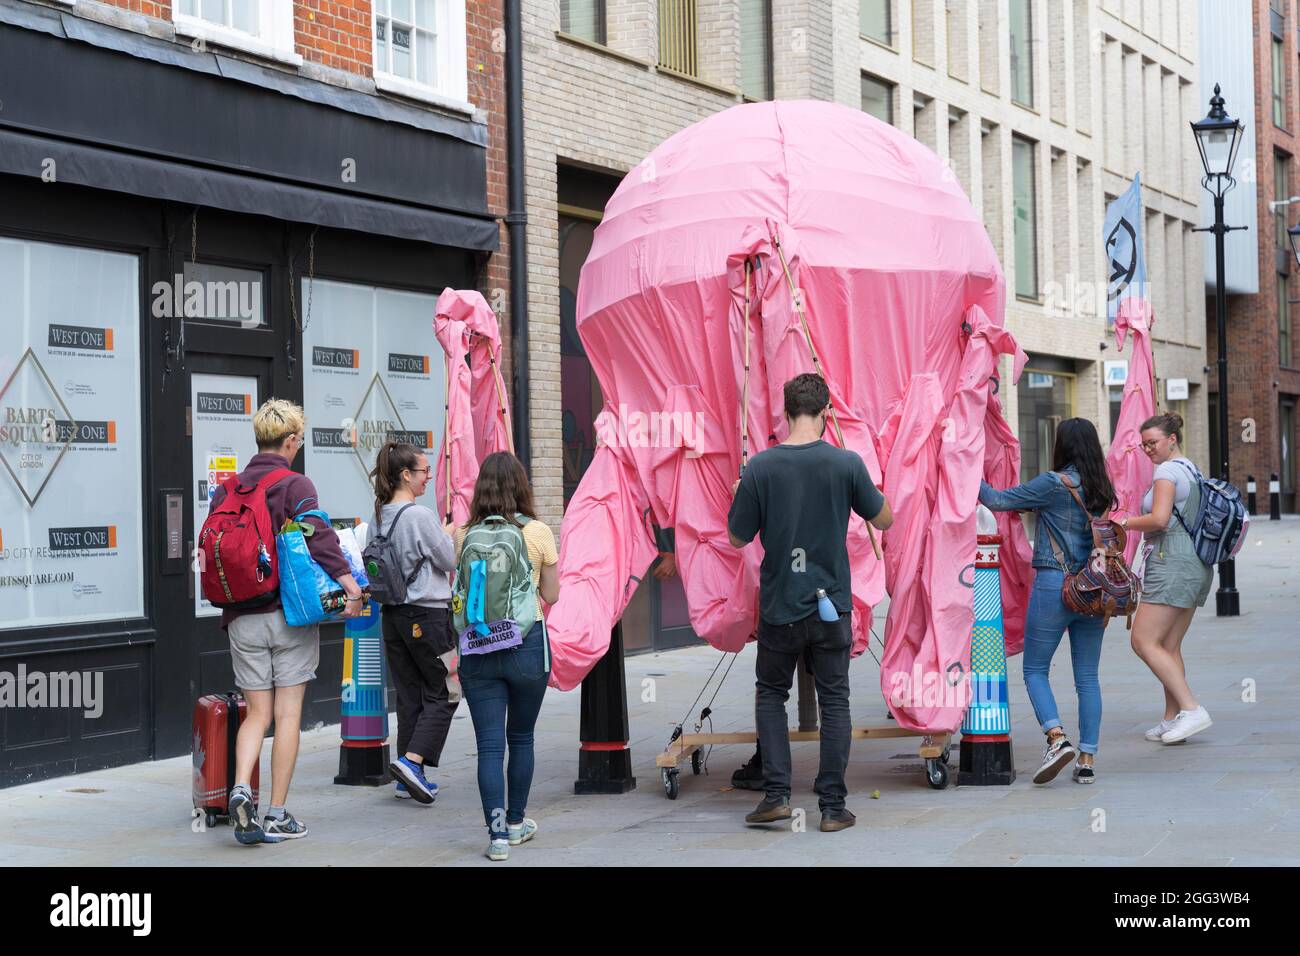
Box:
[1044,475,1142,629]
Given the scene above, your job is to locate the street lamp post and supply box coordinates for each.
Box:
[1191,84,1247,617]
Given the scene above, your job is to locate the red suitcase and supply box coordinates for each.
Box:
[192,693,259,828]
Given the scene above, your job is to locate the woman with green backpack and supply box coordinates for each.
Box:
[452,452,559,861]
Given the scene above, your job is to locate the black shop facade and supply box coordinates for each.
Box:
[0,6,498,787]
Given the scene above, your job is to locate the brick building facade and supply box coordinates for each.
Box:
[0,0,505,785]
[520,0,1207,651]
[1207,0,1300,512]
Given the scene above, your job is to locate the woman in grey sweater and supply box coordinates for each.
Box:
[369,441,459,803]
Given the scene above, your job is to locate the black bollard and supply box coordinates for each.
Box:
[574,621,637,794]
[1271,472,1282,521]
[1247,474,1257,516]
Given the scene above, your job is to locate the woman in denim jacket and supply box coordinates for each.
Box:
[979,418,1118,785]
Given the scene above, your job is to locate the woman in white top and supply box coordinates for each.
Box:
[1116,412,1213,744]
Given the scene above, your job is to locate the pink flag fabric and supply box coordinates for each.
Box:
[547,101,1033,723]
[1105,298,1157,564]
[434,289,514,527]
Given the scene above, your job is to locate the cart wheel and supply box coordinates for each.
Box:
[662,768,680,799]
[691,750,703,775]
[205,811,219,829]
[926,758,949,790]
[941,744,953,766]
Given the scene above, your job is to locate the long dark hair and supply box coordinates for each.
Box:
[369,441,424,522]
[468,451,538,529]
[1051,418,1118,516]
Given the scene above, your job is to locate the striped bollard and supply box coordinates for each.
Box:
[1246,475,1257,516]
[1270,473,1281,521]
[334,599,392,786]
[958,505,1016,786]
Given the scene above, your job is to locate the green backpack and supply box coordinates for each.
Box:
[452,514,537,639]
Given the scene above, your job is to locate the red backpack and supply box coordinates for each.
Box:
[198,468,294,609]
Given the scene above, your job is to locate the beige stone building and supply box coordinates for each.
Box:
[519,0,1207,649]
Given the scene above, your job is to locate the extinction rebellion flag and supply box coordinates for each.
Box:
[1103,173,1148,324]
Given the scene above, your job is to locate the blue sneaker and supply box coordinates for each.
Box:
[388,756,435,804]
[394,776,439,801]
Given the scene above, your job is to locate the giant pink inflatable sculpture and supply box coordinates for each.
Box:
[547,100,1034,733]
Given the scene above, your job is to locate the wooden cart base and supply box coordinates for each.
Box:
[654,727,954,798]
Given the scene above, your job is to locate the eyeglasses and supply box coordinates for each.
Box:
[1140,439,1163,451]
[408,467,433,478]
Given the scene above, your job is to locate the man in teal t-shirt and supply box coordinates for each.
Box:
[727,373,892,832]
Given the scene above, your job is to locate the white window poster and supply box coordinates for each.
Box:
[190,373,260,618]
[0,237,144,630]
[302,279,445,531]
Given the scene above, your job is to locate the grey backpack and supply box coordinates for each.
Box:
[362,504,425,606]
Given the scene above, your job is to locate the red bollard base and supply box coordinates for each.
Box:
[334,742,392,787]
[958,734,1016,786]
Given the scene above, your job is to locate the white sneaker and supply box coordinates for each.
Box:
[1144,719,1174,742]
[486,838,509,861]
[507,818,538,846]
[1160,707,1212,744]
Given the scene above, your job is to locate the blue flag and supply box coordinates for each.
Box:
[1103,173,1147,324]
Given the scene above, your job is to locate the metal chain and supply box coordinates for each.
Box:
[290,227,318,333]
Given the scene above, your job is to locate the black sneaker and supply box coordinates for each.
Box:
[1032,734,1078,785]
[228,786,265,846]
[1072,761,1096,785]
[730,749,764,791]
[744,796,791,825]
[263,811,308,840]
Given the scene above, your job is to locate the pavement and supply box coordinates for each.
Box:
[1,518,1297,867]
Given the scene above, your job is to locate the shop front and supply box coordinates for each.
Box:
[0,8,496,786]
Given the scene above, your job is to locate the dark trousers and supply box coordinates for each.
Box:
[382,604,458,766]
[755,612,852,811]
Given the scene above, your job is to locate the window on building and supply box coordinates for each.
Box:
[658,0,699,77]
[861,0,891,44]
[174,0,299,64]
[1009,0,1033,106]
[1274,35,1287,128]
[561,0,606,44]
[1277,153,1292,252]
[373,0,469,106]
[740,0,773,100]
[1012,135,1038,299]
[0,237,144,631]
[1282,272,1294,367]
[861,73,895,126]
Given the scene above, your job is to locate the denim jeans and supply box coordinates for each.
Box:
[755,612,852,812]
[459,621,549,834]
[1024,569,1105,754]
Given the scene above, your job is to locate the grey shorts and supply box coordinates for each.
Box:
[228,610,320,691]
[1142,532,1214,609]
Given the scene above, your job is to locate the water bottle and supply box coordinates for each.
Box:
[816,588,838,622]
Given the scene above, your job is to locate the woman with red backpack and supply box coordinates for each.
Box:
[1118,412,1214,745]
[451,452,559,861]
[979,418,1119,786]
